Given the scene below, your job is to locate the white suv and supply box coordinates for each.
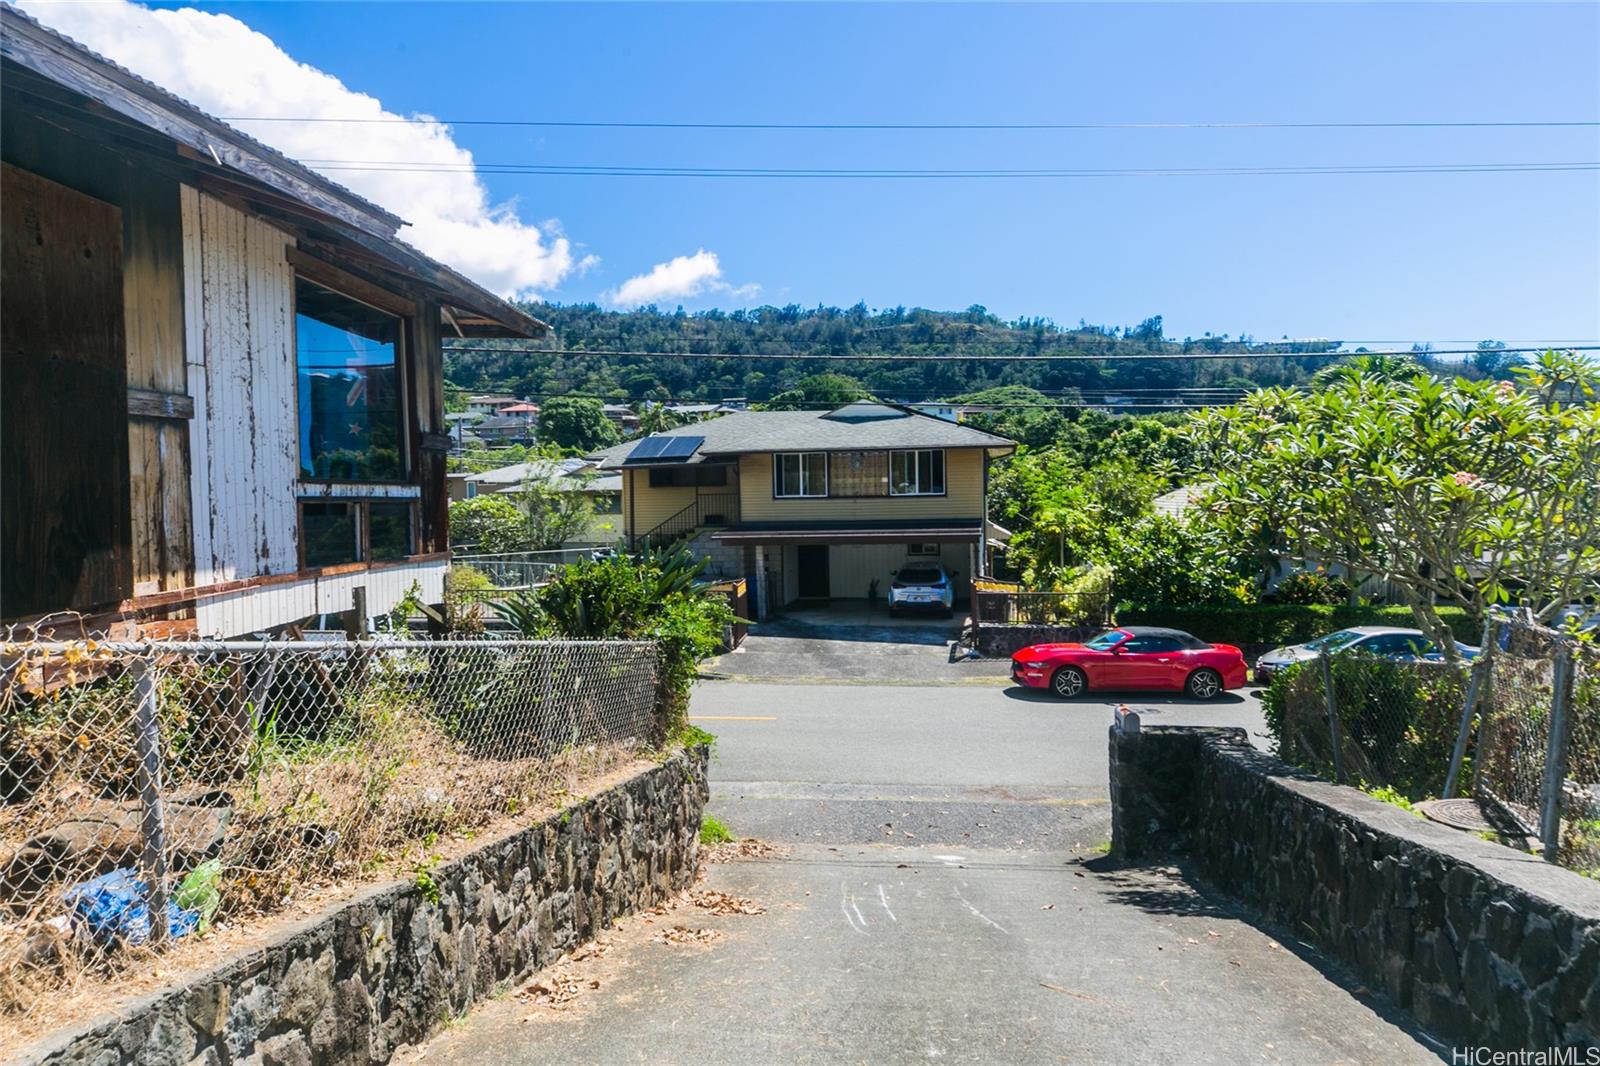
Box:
[888,564,955,616]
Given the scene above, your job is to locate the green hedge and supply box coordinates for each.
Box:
[1115,604,1479,647]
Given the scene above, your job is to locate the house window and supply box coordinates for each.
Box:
[907,543,939,557]
[300,500,416,568]
[367,503,414,561]
[890,450,946,496]
[296,277,405,481]
[774,452,827,498]
[649,465,728,488]
[302,501,360,567]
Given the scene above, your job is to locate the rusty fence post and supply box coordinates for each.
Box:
[131,656,170,943]
[1538,643,1576,863]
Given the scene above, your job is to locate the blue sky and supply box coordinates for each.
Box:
[140,1,1599,344]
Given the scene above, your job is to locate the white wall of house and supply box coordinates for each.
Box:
[193,558,445,637]
[181,186,299,586]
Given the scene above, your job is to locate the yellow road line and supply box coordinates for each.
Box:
[689,715,777,721]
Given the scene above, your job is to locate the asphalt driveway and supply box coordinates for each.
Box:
[409,625,1444,1065]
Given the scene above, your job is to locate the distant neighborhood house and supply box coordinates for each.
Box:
[0,8,545,637]
[589,403,1015,617]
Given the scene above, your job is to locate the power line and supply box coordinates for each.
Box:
[304,159,1599,180]
[227,116,1600,131]
[441,344,1598,363]
[460,392,1245,411]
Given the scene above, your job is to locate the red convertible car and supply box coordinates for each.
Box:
[1011,626,1249,700]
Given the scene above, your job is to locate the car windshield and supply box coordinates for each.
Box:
[1085,630,1129,650]
[1305,629,1365,652]
[897,569,943,585]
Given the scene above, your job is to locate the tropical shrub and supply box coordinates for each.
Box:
[491,549,734,741]
[1117,603,1478,648]
[1271,569,1352,606]
[1263,655,1469,800]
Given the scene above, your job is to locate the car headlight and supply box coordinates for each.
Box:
[1021,661,1046,669]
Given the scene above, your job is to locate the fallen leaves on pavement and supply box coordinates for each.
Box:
[688,890,766,916]
[703,837,789,863]
[517,975,600,1009]
[653,925,724,945]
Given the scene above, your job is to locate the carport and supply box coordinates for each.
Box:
[711,520,983,619]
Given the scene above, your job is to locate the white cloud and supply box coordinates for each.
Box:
[18,0,575,299]
[607,249,760,308]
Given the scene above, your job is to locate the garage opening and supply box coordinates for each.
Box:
[796,544,830,602]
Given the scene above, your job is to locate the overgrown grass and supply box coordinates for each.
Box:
[676,724,717,754]
[699,814,735,846]
[1363,784,1425,818]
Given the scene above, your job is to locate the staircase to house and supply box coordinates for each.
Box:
[631,491,739,551]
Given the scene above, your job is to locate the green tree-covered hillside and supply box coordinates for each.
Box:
[444,303,1353,405]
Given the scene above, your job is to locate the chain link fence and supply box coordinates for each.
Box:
[0,634,660,1020]
[1471,617,1600,875]
[1265,615,1599,877]
[1268,651,1470,798]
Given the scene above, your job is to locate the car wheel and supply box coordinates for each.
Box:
[1050,666,1087,699]
[1186,668,1223,700]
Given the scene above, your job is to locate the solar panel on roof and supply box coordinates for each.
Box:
[657,435,704,459]
[623,434,704,463]
[626,435,674,461]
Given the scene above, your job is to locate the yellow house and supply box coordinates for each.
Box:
[589,403,1015,617]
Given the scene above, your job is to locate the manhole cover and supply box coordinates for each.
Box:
[1416,797,1529,833]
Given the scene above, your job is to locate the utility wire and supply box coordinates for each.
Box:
[459,393,1246,411]
[227,116,1600,131]
[441,344,1597,362]
[304,159,1599,179]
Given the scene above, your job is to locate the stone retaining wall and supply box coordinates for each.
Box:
[21,747,710,1066]
[1109,724,1600,1051]
[972,622,1100,659]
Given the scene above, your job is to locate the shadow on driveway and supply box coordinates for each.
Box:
[749,615,958,648]
[1080,856,1445,1059]
[1001,686,1250,706]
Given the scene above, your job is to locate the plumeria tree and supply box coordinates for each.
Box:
[1186,351,1600,658]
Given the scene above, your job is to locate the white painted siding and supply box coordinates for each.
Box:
[193,559,447,637]
[181,186,298,586]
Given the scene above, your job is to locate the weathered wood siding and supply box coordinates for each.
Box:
[737,448,985,522]
[0,102,197,605]
[124,171,193,596]
[181,186,299,586]
[0,163,132,617]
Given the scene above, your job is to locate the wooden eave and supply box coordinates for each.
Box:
[0,10,547,340]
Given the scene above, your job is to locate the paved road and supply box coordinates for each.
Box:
[410,624,1444,1065]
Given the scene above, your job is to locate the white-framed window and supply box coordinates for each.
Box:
[774,452,828,498]
[907,543,940,557]
[890,449,946,496]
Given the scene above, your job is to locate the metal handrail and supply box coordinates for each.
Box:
[632,492,739,550]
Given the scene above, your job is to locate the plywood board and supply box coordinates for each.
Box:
[1,162,132,617]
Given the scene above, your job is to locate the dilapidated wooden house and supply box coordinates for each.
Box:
[1,7,544,637]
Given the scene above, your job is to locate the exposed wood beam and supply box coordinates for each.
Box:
[127,387,194,420]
